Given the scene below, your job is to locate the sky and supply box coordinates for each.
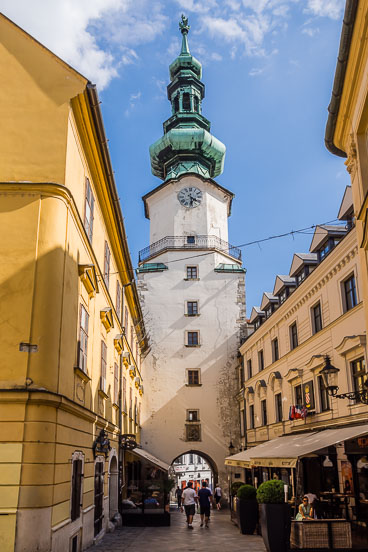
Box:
[1,0,350,316]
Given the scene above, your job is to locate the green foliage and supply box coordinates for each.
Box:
[231,481,245,496]
[236,484,257,500]
[256,479,284,504]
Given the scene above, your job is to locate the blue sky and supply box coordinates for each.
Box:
[2,0,349,315]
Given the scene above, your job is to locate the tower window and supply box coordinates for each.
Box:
[194,96,199,112]
[187,409,199,422]
[187,369,200,385]
[186,331,199,346]
[182,93,190,111]
[174,95,179,113]
[186,266,198,279]
[186,301,198,316]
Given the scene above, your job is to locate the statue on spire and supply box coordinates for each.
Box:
[179,14,190,34]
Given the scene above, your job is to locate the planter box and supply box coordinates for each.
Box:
[236,498,258,535]
[260,503,291,552]
[291,520,352,549]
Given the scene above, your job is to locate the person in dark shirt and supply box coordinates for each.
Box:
[198,481,214,528]
[175,486,182,509]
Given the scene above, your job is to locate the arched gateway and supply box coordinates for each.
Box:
[139,16,247,495]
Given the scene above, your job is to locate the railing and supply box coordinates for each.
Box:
[138,235,242,263]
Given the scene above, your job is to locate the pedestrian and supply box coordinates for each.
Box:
[175,486,182,510]
[214,483,222,510]
[198,481,213,528]
[181,481,198,529]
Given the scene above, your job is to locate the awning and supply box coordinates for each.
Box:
[225,424,368,469]
[130,447,170,472]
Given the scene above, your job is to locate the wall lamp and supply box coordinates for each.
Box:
[320,355,368,405]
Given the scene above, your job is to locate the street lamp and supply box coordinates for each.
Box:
[320,355,368,404]
[228,441,235,455]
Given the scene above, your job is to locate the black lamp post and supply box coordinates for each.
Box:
[320,355,368,404]
[228,441,235,455]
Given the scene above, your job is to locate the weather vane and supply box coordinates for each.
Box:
[179,14,190,34]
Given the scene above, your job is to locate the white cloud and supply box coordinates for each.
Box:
[124,90,142,116]
[1,0,166,90]
[304,0,345,20]
[175,0,218,13]
[211,52,223,61]
[302,27,320,37]
[249,67,265,76]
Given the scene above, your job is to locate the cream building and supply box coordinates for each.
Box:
[229,190,368,524]
[0,15,147,552]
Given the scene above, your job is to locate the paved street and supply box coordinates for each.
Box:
[90,509,266,552]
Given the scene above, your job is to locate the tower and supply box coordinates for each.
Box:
[138,16,246,490]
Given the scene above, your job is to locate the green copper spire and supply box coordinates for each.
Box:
[149,16,226,181]
[179,14,190,55]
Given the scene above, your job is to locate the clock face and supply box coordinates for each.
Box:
[177,187,203,208]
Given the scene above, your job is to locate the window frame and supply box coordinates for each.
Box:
[78,304,89,373]
[294,384,303,406]
[258,349,264,371]
[186,330,200,347]
[83,177,94,243]
[351,357,367,402]
[116,281,121,323]
[272,338,279,363]
[312,301,322,334]
[113,362,119,405]
[318,374,330,412]
[275,393,283,423]
[249,404,255,429]
[186,300,199,316]
[261,399,267,426]
[104,241,111,289]
[187,369,201,386]
[100,341,107,393]
[342,273,358,312]
[187,409,200,422]
[247,359,252,379]
[290,322,298,350]
[186,265,199,280]
[71,453,83,522]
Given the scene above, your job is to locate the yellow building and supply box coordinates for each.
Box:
[228,191,368,532]
[0,14,147,552]
[325,0,368,332]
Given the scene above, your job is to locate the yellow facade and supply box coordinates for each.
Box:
[0,14,147,552]
[326,0,368,331]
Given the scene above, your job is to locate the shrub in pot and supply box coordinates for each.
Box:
[231,481,245,496]
[236,484,258,535]
[256,480,291,552]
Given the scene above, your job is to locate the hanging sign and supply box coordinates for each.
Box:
[303,380,315,410]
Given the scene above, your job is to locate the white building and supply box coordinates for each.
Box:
[138,17,247,493]
[173,454,213,493]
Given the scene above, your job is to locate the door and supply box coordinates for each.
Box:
[94,462,104,536]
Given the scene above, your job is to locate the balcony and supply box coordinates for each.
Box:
[138,235,242,263]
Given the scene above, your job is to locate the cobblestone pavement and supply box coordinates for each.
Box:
[90,509,266,552]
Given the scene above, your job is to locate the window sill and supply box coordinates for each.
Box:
[184,314,200,317]
[74,366,91,382]
[186,384,202,387]
[184,278,200,281]
[112,403,119,410]
[185,345,201,348]
[98,389,109,400]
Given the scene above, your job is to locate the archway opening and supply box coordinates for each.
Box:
[170,450,218,506]
[109,455,119,519]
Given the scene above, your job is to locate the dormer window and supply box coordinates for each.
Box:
[255,319,261,329]
[296,268,306,286]
[318,241,331,260]
[182,93,191,111]
[279,289,287,305]
[265,306,272,319]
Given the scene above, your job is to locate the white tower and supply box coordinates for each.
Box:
[138,17,246,490]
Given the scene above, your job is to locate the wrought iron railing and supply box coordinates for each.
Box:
[138,235,242,263]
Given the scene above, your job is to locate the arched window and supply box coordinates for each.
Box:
[182,93,191,111]
[174,95,179,113]
[194,96,199,112]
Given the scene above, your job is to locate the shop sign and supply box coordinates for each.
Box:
[303,380,315,410]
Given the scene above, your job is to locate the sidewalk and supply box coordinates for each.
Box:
[89,509,266,552]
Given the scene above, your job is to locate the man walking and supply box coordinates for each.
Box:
[175,486,182,510]
[181,481,198,529]
[198,481,213,528]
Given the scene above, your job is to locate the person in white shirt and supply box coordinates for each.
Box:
[181,482,198,529]
[214,484,222,510]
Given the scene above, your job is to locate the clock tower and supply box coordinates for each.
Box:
[138,16,246,491]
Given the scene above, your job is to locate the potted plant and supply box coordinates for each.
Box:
[256,480,291,552]
[236,484,258,535]
[231,481,245,496]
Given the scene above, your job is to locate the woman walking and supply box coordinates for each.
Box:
[214,484,222,510]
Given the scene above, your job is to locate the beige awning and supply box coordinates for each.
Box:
[225,424,368,469]
[130,447,170,472]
